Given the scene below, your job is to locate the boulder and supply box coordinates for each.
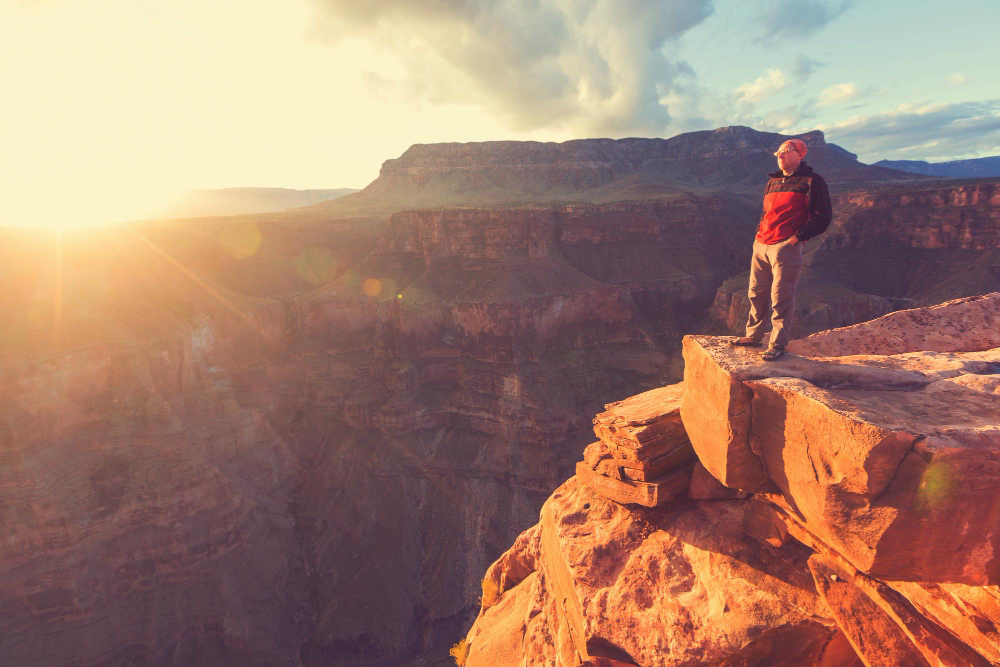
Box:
[575,444,690,507]
[576,384,697,507]
[749,372,1000,584]
[679,335,928,492]
[465,476,860,666]
[681,293,1000,584]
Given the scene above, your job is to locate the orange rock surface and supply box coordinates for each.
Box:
[683,293,1000,583]
[466,477,859,666]
[463,292,1000,665]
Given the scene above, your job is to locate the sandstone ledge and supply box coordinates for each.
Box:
[681,292,1000,584]
[463,292,1000,666]
[572,384,696,508]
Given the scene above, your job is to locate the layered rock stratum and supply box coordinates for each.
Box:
[310,127,922,217]
[462,293,1000,666]
[875,156,1000,179]
[1,126,998,666]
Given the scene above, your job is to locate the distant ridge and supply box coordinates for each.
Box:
[874,156,1000,178]
[154,187,359,219]
[309,126,925,217]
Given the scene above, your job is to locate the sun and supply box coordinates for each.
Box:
[0,182,184,230]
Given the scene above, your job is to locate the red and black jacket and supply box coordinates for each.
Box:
[756,162,832,244]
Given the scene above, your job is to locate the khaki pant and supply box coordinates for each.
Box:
[745,237,803,348]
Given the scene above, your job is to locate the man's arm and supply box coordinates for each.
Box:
[795,174,832,242]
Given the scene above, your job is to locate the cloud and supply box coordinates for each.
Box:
[733,68,787,104]
[651,74,823,138]
[817,82,860,106]
[815,98,1000,162]
[758,103,820,133]
[948,73,967,84]
[304,0,714,136]
[752,0,855,38]
[790,55,824,83]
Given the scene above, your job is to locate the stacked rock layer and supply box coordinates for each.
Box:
[461,292,1000,666]
[577,384,693,507]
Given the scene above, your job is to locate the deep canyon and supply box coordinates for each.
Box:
[1,127,999,665]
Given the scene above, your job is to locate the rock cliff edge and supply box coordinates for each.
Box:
[461,292,1000,666]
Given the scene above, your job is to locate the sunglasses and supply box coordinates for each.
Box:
[774,148,799,157]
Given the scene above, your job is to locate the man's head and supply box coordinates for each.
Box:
[774,139,807,174]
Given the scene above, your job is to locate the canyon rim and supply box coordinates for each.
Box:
[2,127,1000,665]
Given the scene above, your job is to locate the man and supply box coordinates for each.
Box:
[729,138,832,360]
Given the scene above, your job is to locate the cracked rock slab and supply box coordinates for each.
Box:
[749,375,1000,584]
[808,553,991,667]
[679,334,933,493]
[592,383,691,460]
[681,292,1000,584]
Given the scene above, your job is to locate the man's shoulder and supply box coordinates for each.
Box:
[797,166,827,186]
[807,171,829,187]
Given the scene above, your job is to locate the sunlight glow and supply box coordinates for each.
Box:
[0,182,186,230]
[294,246,338,284]
[362,278,382,297]
[218,222,263,259]
[52,231,64,345]
[0,0,525,231]
[129,229,256,327]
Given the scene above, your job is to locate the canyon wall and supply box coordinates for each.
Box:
[0,138,996,664]
[316,127,920,217]
[0,193,759,665]
[875,156,1000,179]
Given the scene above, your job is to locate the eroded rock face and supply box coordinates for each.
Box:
[465,292,1000,666]
[0,306,310,666]
[1,194,748,664]
[465,477,858,667]
[318,127,921,217]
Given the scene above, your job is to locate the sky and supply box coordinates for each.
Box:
[1,0,998,228]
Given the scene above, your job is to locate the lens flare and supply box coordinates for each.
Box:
[378,277,397,301]
[217,221,261,259]
[342,269,361,288]
[916,460,954,511]
[397,286,431,308]
[362,278,382,297]
[294,246,338,284]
